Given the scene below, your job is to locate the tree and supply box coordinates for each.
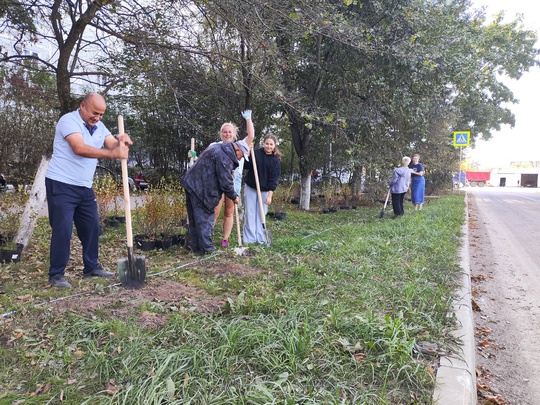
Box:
[1,0,117,249]
[0,67,56,184]
[1,0,538,235]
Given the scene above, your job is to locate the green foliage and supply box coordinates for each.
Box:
[0,188,29,245]
[132,178,187,239]
[0,67,56,183]
[93,174,119,227]
[2,0,539,208]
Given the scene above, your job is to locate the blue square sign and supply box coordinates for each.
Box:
[453,131,470,147]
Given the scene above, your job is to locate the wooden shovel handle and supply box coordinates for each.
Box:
[383,188,391,209]
[235,203,242,247]
[249,146,266,226]
[190,137,195,166]
[118,115,133,248]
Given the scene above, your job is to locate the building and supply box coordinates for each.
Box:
[490,168,540,188]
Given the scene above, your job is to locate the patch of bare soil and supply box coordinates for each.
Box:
[468,196,540,405]
[47,261,262,328]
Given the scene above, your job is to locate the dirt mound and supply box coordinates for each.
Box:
[44,261,263,327]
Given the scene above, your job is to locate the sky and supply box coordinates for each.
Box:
[465,0,540,168]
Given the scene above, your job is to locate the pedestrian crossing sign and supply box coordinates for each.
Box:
[453,131,470,147]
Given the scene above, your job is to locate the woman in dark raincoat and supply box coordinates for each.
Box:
[180,141,249,254]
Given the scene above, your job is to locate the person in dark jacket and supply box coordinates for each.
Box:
[180,140,249,254]
[389,156,412,217]
[210,110,254,248]
[242,134,281,244]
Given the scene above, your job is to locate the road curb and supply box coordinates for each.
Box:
[433,193,477,404]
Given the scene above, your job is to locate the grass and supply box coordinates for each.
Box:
[0,194,465,404]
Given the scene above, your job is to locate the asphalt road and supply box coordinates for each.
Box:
[467,187,540,403]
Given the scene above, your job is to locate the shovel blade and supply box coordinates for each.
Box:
[263,225,272,247]
[118,254,146,289]
[233,247,249,255]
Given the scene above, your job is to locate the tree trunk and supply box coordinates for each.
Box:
[284,106,313,211]
[15,156,50,250]
[350,160,363,195]
[299,171,311,210]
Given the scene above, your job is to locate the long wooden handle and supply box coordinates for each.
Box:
[190,137,195,165]
[235,204,242,247]
[249,146,266,226]
[118,115,133,249]
[383,188,391,210]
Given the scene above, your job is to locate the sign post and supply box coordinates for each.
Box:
[453,131,470,192]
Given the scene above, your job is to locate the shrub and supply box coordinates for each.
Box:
[0,187,29,247]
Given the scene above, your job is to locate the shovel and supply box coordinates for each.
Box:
[379,188,391,219]
[117,115,146,289]
[249,145,272,246]
[233,204,248,255]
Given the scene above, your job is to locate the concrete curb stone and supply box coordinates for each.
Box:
[433,193,477,404]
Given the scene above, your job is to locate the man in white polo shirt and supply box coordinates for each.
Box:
[46,93,132,288]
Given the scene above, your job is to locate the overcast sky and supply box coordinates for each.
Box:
[465,0,540,168]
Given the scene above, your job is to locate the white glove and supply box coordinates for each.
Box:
[241,110,252,120]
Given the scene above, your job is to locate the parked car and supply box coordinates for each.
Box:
[94,165,135,191]
[0,174,14,193]
[134,172,149,191]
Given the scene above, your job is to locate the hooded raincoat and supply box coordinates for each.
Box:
[181,143,239,253]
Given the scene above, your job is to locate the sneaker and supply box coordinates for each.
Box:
[49,275,72,288]
[83,264,114,278]
[221,240,229,248]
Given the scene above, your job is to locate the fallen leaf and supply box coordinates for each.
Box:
[483,394,507,404]
[105,379,122,395]
[354,353,366,362]
[166,377,175,398]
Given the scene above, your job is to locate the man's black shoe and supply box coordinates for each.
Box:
[49,274,72,288]
[83,264,114,278]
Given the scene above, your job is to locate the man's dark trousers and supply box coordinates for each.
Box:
[391,192,406,216]
[185,193,216,254]
[46,178,100,277]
